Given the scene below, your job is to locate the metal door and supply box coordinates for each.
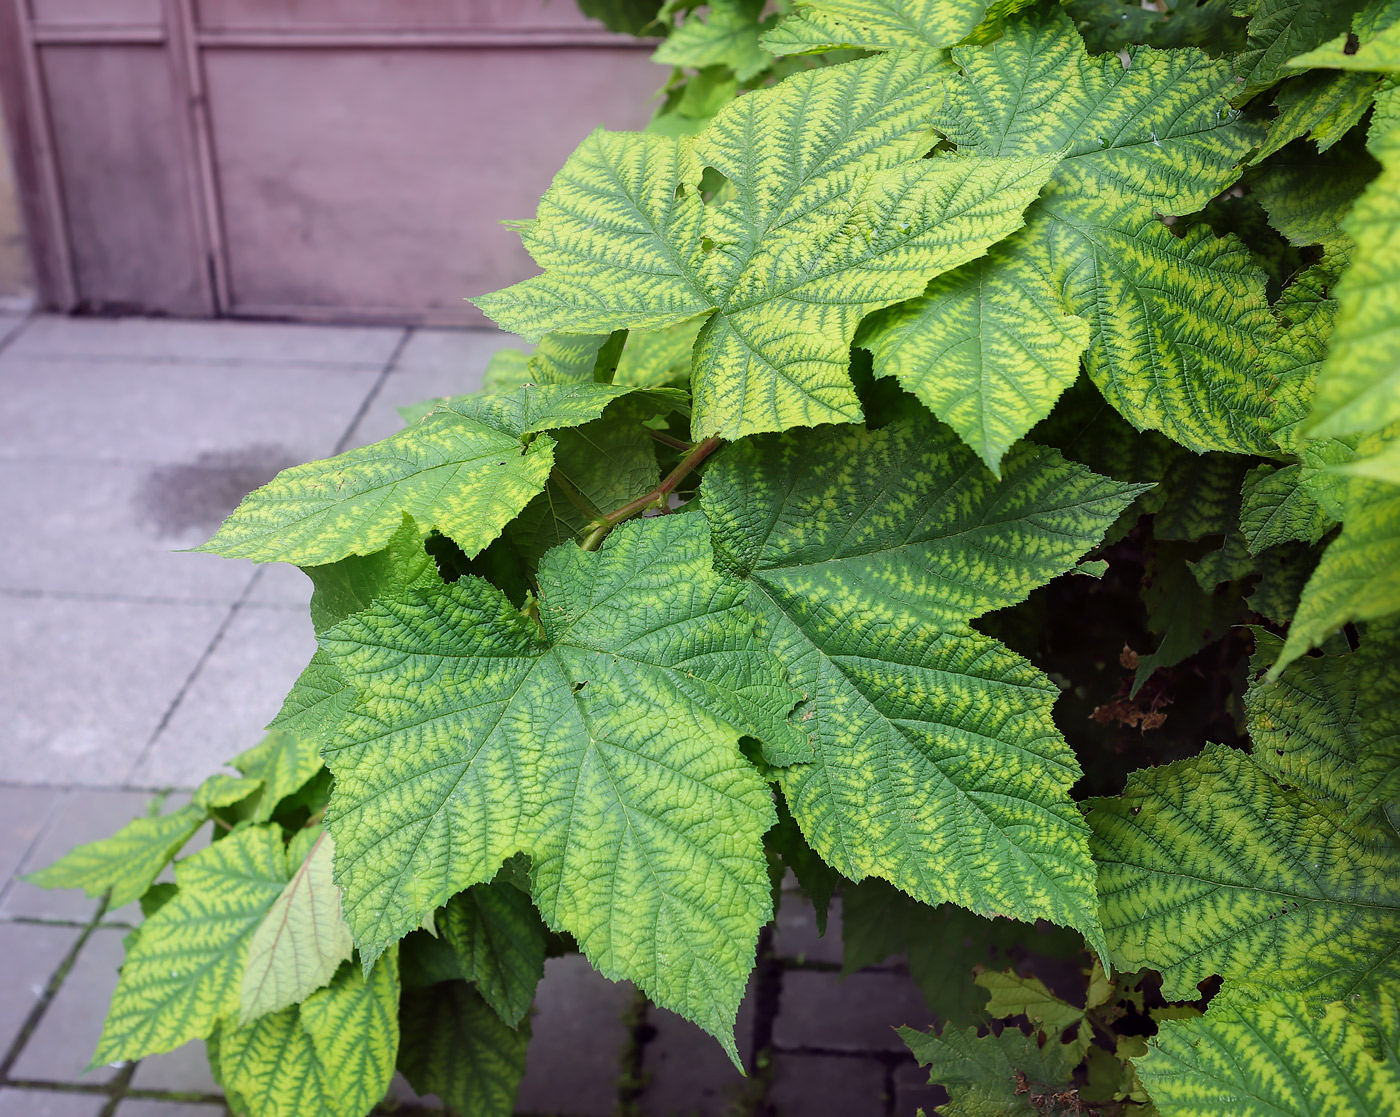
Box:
[0,0,661,323]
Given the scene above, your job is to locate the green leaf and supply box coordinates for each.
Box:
[1067,0,1248,54]
[239,832,355,1024]
[1234,0,1364,101]
[1254,70,1381,162]
[614,315,706,388]
[94,823,289,1064]
[214,952,399,1117]
[1137,990,1400,1116]
[397,982,530,1117]
[766,793,840,936]
[936,9,1277,455]
[192,775,262,812]
[975,970,1086,1035]
[1290,19,1400,69]
[267,651,355,749]
[703,417,1148,954]
[760,0,996,54]
[578,0,664,34]
[303,513,440,634]
[1240,463,1336,551]
[900,1021,1081,1116]
[25,801,206,910]
[437,881,547,1027]
[320,513,802,1058]
[653,0,773,82]
[1252,134,1379,247]
[475,52,1062,441]
[1088,742,1400,1006]
[857,244,1090,475]
[1132,543,1247,694]
[1260,255,1344,455]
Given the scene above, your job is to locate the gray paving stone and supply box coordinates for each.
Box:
[0,357,380,466]
[0,597,226,787]
[243,563,313,609]
[516,954,634,1117]
[0,789,165,922]
[0,313,27,349]
[8,315,402,368]
[129,1037,220,1095]
[0,785,61,890]
[129,605,318,789]
[0,922,81,1057]
[637,1000,751,1117]
[114,1100,226,1117]
[892,1060,949,1116]
[0,1088,105,1117]
[345,327,515,447]
[773,888,843,966]
[12,928,126,1084]
[0,460,257,603]
[768,1053,887,1116]
[773,971,933,1054]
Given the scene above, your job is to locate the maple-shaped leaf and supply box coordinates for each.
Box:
[397,981,529,1117]
[25,800,207,911]
[760,0,1008,54]
[653,0,773,82]
[1137,990,1400,1116]
[319,513,804,1060]
[900,1019,1082,1116]
[214,950,398,1117]
[1252,69,1381,163]
[1088,742,1400,1006]
[702,416,1148,954]
[1248,625,1400,815]
[1233,0,1364,101]
[240,830,355,1024]
[94,824,290,1064]
[198,382,654,567]
[436,881,547,1027]
[475,51,1061,441]
[935,10,1275,455]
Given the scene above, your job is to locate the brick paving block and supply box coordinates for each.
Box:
[114,1102,226,1117]
[0,785,61,890]
[0,1088,106,1117]
[768,1053,887,1116]
[773,971,933,1054]
[129,606,318,789]
[8,315,403,368]
[0,357,380,466]
[1,789,170,922]
[0,596,227,787]
[130,1038,220,1095]
[12,928,126,1084]
[515,954,634,1116]
[772,888,843,966]
[0,460,259,604]
[346,327,516,448]
[892,1060,950,1117]
[0,922,81,1057]
[637,979,756,1117]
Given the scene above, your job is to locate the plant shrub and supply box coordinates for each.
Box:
[34,0,1400,1112]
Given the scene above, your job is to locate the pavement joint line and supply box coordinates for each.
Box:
[0,315,35,363]
[0,789,68,911]
[3,351,395,372]
[332,327,414,455]
[0,587,288,610]
[96,1059,136,1117]
[0,893,111,1084]
[123,569,269,783]
[2,916,97,929]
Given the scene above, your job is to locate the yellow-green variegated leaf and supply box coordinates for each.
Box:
[614,315,706,388]
[198,382,656,567]
[1234,0,1362,102]
[857,243,1089,475]
[1252,70,1381,163]
[397,982,529,1117]
[1290,20,1400,70]
[93,824,290,1064]
[1088,743,1400,1006]
[1240,464,1336,551]
[25,801,207,910]
[702,417,1149,955]
[759,0,997,54]
[1340,437,1400,484]
[436,882,547,1027]
[240,831,354,1024]
[475,52,1062,441]
[935,9,1277,455]
[214,951,398,1117]
[1137,990,1400,1117]
[653,0,773,82]
[319,513,805,1061]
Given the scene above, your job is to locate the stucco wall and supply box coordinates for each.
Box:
[0,87,33,308]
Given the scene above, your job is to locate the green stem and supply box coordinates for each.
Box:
[581,435,723,552]
[646,428,693,452]
[550,467,604,521]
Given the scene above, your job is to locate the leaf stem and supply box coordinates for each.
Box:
[550,467,605,521]
[646,428,694,452]
[581,435,723,552]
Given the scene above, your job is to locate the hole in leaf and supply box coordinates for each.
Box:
[572,680,587,693]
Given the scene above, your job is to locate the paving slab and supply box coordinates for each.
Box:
[515,955,634,1117]
[772,889,843,966]
[892,1060,950,1116]
[113,1101,226,1117]
[0,357,380,466]
[773,971,933,1054]
[0,460,258,603]
[345,327,515,447]
[637,999,752,1117]
[8,315,403,368]
[12,928,126,1084]
[0,785,61,889]
[0,789,166,922]
[767,1053,887,1116]
[0,597,227,787]
[0,1088,106,1117]
[242,563,313,610]
[129,1037,220,1095]
[129,605,318,789]
[0,922,81,1058]
[0,313,27,350]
